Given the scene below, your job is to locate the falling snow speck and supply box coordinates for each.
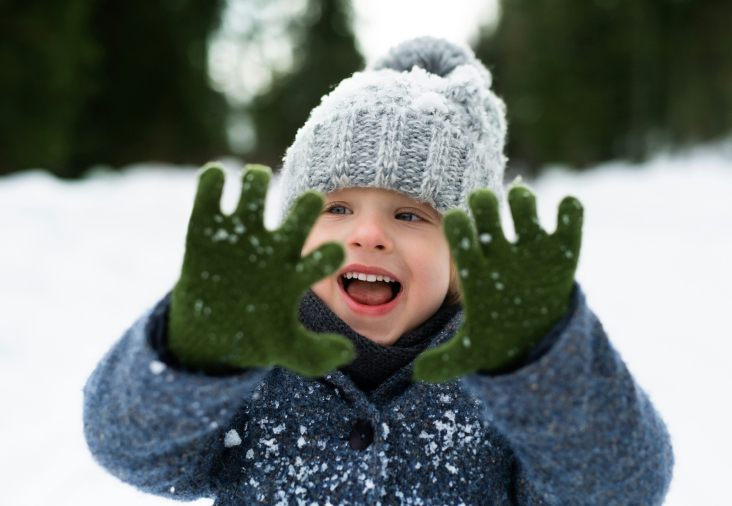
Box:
[224,430,242,447]
[495,282,504,290]
[460,269,469,278]
[479,233,492,244]
[149,360,166,375]
[460,237,471,250]
[212,229,229,242]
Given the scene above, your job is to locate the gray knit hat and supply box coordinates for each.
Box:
[279,37,507,215]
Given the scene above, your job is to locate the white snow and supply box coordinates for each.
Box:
[0,143,730,505]
[411,91,448,115]
[224,430,242,448]
[148,360,167,375]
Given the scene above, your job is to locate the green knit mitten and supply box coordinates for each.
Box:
[169,163,355,377]
[413,183,583,382]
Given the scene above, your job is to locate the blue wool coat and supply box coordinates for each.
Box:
[83,285,673,505]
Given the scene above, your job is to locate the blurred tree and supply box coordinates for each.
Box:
[0,1,99,176]
[474,0,732,174]
[243,0,365,170]
[0,0,229,178]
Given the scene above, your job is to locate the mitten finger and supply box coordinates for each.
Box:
[467,189,508,254]
[508,184,543,243]
[279,331,355,378]
[554,196,584,260]
[443,210,483,270]
[412,334,478,383]
[192,163,226,217]
[234,165,271,230]
[298,242,345,288]
[278,191,325,255]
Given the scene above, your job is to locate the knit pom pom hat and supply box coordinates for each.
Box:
[279,37,507,215]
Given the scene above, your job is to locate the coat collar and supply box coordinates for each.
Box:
[319,310,464,407]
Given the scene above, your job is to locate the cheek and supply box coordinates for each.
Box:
[301,220,329,257]
[309,276,332,300]
[303,223,339,297]
[409,238,451,295]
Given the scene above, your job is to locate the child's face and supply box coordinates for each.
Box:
[302,187,451,346]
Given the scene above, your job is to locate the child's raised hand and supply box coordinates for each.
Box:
[413,184,583,382]
[169,163,355,377]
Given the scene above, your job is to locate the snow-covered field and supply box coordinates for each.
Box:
[0,145,730,505]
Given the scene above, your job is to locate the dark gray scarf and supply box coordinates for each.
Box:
[298,290,461,392]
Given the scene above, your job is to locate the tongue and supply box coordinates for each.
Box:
[346,280,394,306]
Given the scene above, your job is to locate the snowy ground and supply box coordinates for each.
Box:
[0,144,730,505]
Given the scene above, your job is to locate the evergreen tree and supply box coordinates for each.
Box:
[70,0,230,177]
[474,0,732,174]
[0,0,229,178]
[245,0,365,170]
[0,1,99,176]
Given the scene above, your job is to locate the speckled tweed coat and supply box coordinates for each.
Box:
[83,285,673,505]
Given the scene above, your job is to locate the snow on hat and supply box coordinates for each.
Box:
[279,36,507,215]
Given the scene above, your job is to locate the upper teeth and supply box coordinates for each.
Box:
[342,271,396,283]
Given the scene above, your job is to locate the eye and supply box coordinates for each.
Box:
[325,204,352,215]
[396,212,423,222]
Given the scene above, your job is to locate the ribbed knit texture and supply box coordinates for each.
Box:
[279,37,507,216]
[298,290,461,392]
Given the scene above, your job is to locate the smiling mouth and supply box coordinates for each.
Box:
[340,273,402,306]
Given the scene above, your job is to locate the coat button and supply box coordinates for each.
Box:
[349,419,374,451]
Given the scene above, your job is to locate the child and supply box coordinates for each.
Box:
[84,38,673,505]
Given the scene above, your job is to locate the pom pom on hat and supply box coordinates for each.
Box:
[279,37,507,216]
[372,36,490,86]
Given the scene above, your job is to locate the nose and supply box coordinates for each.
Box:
[347,212,393,253]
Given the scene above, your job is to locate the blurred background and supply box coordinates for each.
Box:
[1,1,731,505]
[2,0,732,177]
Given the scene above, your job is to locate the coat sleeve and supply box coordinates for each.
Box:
[83,298,268,501]
[460,284,673,506]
